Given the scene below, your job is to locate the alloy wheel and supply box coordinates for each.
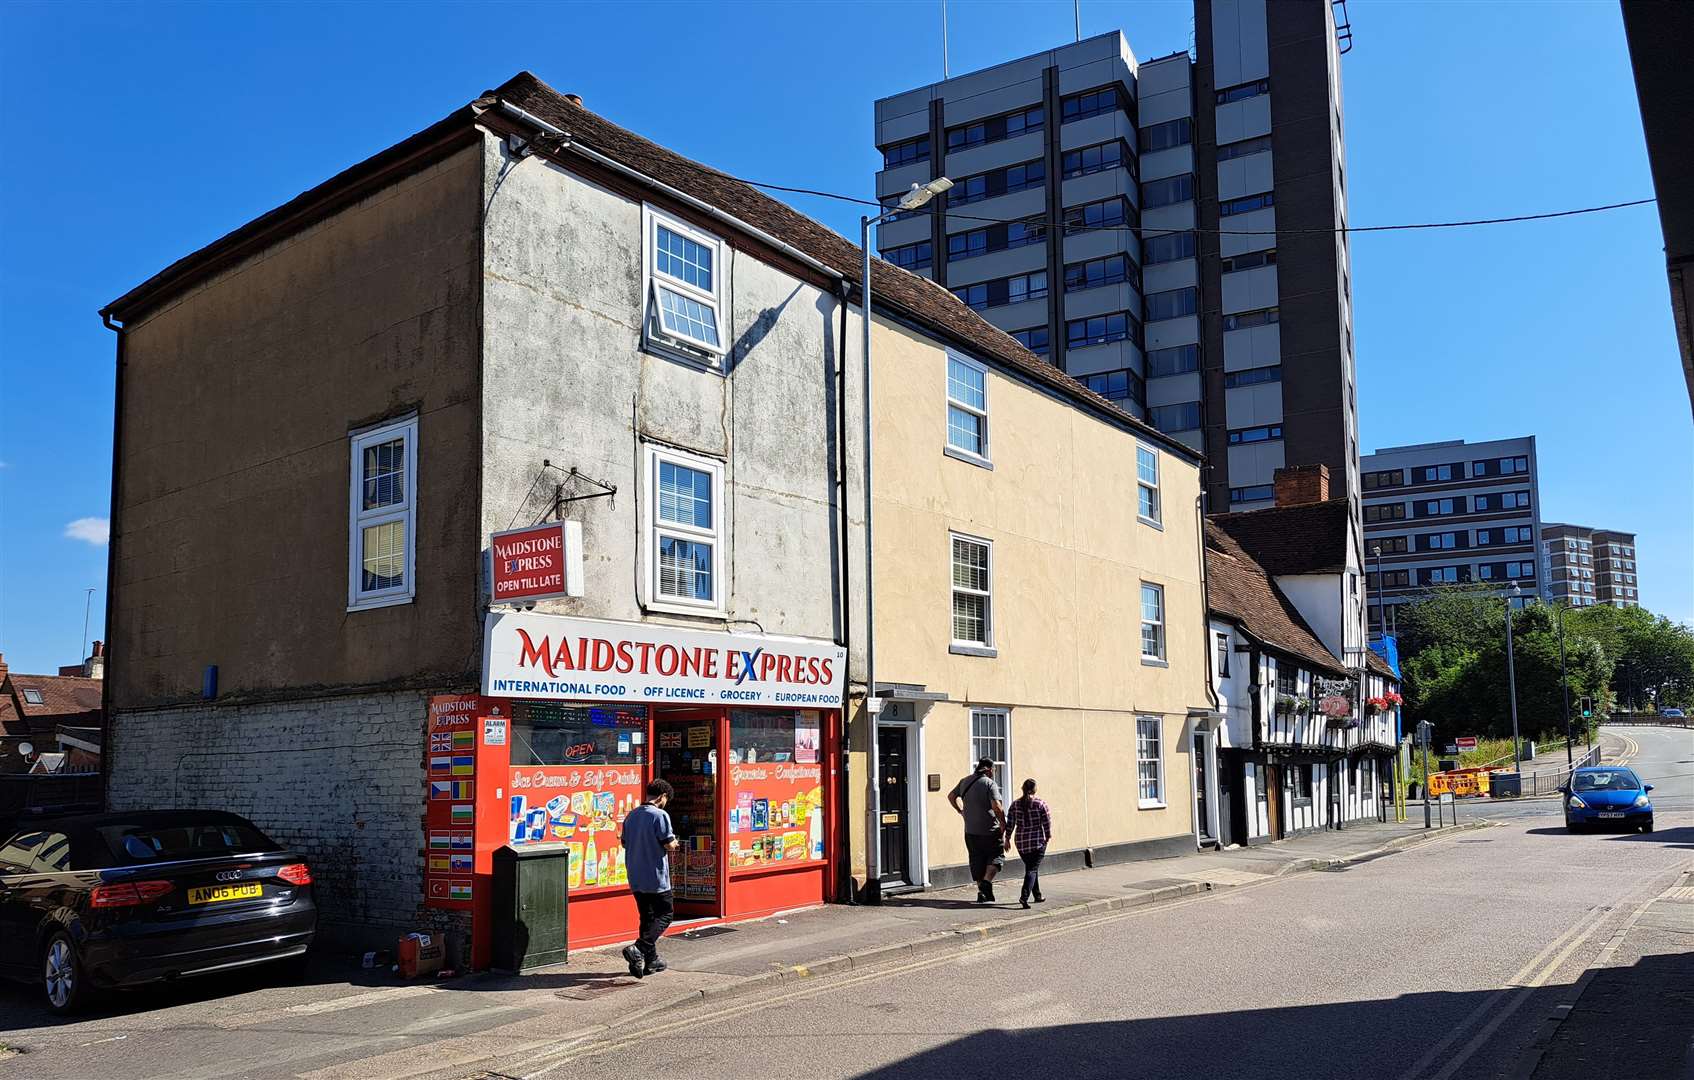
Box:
[45,937,74,1009]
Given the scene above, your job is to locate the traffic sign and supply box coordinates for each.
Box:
[1456,736,1479,751]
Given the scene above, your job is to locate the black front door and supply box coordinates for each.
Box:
[877,726,910,884]
[1193,732,1213,842]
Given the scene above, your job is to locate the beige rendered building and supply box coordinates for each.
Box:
[851,312,1214,893]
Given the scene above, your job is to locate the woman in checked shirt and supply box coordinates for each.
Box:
[1003,778,1052,909]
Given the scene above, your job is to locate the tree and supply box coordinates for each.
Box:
[1564,605,1694,710]
[1394,589,1614,743]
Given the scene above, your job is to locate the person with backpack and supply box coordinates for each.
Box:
[1003,778,1052,909]
[947,758,1007,903]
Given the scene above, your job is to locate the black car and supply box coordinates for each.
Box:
[0,810,317,1013]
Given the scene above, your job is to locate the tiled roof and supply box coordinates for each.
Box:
[102,72,1199,463]
[1209,498,1351,576]
[1206,524,1347,676]
[5,674,103,723]
[1365,649,1395,678]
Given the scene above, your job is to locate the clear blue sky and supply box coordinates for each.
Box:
[1,0,1688,675]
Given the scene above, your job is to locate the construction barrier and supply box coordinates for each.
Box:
[1425,768,1492,798]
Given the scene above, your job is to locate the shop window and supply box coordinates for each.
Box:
[1136,717,1164,807]
[509,702,648,767]
[970,708,1010,793]
[643,205,726,362]
[727,709,826,868]
[646,444,725,615]
[1292,765,1313,804]
[348,415,417,611]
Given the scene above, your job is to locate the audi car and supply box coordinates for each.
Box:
[1563,767,1655,834]
[0,810,317,1013]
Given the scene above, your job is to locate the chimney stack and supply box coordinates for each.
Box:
[564,93,583,107]
[1273,464,1331,508]
[87,641,105,680]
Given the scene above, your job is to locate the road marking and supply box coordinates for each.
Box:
[519,836,1496,1078]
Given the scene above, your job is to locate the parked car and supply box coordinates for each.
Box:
[1563,767,1654,834]
[1659,707,1686,719]
[0,810,316,1013]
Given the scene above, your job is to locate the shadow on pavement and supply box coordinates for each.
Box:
[1603,825,1694,849]
[847,952,1692,1080]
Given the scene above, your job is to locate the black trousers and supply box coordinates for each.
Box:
[632,889,675,962]
[1019,847,1046,899]
[965,832,1005,883]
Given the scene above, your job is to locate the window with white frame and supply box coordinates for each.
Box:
[348,416,417,610]
[1136,444,1161,524]
[946,354,989,460]
[1136,716,1164,806]
[647,444,725,613]
[1140,582,1165,661]
[1361,759,1375,797]
[1215,632,1230,677]
[951,534,993,647]
[644,206,726,360]
[970,708,1010,793]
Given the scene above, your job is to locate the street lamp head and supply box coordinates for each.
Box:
[897,176,953,210]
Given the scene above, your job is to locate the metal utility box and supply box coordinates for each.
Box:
[491,844,570,973]
[1491,772,1522,799]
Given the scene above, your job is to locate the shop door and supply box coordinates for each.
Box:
[655,711,723,919]
[877,726,911,885]
[1265,765,1284,841]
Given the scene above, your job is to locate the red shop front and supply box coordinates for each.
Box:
[425,613,844,967]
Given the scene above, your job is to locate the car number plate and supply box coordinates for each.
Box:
[1597,812,1625,819]
[188,883,263,905]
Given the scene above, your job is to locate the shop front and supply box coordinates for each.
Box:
[426,613,844,966]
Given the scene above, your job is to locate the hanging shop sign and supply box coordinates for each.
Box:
[489,521,584,605]
[482,612,845,708]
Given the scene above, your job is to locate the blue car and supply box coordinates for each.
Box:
[1563,767,1654,833]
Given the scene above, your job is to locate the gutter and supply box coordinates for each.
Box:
[495,101,845,286]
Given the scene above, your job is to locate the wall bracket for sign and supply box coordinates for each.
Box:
[542,460,617,518]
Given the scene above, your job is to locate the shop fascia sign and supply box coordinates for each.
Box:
[487,522,584,605]
[482,611,846,708]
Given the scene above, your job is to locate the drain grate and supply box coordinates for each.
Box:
[679,925,739,940]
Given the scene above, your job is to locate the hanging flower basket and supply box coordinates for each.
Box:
[1275,693,1298,716]
[1384,691,1403,707]
[1366,696,1390,714]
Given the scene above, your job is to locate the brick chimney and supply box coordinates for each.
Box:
[88,641,105,681]
[0,652,7,682]
[1273,464,1331,507]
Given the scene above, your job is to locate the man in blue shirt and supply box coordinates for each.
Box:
[620,779,679,978]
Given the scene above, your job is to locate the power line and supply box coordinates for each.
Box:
[726,173,1655,240]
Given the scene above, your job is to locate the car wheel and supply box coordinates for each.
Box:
[1565,819,1582,833]
[42,930,87,1015]
[1642,820,1654,834]
[275,950,312,983]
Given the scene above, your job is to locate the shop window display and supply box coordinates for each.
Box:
[725,709,825,870]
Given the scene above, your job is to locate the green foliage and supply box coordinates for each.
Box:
[1563,604,1694,710]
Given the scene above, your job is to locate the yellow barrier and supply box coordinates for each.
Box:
[1425,768,1491,798]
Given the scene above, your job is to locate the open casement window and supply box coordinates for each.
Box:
[644,206,727,362]
[950,533,993,648]
[347,416,417,611]
[645,444,726,615]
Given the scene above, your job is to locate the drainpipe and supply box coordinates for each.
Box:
[860,222,881,902]
[1197,493,1218,711]
[98,311,126,812]
[833,279,856,905]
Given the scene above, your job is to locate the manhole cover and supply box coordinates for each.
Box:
[679,925,739,940]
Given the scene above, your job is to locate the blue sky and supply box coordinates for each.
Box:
[1,0,1688,675]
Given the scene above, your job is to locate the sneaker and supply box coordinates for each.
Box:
[644,959,668,975]
[622,945,646,978]
[1032,891,1045,903]
[1019,895,1030,910]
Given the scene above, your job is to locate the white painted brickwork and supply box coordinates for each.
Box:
[108,690,434,936]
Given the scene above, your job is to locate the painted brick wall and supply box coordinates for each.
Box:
[107,690,440,942]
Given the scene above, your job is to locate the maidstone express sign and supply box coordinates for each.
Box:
[482,611,845,708]
[490,523,572,604]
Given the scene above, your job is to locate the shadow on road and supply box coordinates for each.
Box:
[1603,825,1694,849]
[846,952,1692,1080]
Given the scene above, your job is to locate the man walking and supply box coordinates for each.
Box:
[620,778,679,978]
[947,757,1007,902]
[1004,778,1052,909]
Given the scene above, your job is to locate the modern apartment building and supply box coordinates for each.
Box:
[1543,524,1642,608]
[1359,436,1544,630]
[871,0,1360,514]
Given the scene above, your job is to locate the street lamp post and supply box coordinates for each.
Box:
[1556,602,1573,766]
[1505,583,1523,769]
[859,177,952,900]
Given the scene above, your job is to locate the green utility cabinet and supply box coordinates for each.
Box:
[491,843,569,973]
